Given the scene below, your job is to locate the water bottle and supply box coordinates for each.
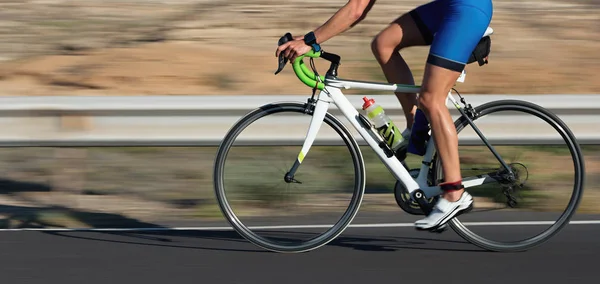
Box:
[362,97,408,158]
[407,108,430,156]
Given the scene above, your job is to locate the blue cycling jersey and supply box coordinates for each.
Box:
[410,0,493,72]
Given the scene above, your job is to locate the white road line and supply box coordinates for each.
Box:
[0,220,599,232]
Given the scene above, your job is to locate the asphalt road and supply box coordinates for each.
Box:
[0,211,599,284]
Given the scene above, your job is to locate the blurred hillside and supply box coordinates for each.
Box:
[0,0,598,96]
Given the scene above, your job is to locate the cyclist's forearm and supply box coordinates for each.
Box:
[313,0,373,44]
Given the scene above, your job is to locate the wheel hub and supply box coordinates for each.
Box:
[498,163,528,208]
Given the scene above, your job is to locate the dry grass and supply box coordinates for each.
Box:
[0,0,598,96]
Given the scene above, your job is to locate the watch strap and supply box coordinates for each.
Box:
[304,31,321,52]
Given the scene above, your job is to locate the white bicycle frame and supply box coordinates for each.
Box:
[286,27,496,200]
[295,76,494,200]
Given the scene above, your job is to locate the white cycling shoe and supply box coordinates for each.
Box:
[415,191,474,231]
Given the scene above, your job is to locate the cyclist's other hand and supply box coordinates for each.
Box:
[276,37,312,64]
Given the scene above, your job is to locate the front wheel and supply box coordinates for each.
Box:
[213,102,366,253]
[433,100,585,252]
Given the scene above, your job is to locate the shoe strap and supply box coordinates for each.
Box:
[439,180,463,191]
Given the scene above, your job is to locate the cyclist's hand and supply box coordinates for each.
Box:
[276,37,312,64]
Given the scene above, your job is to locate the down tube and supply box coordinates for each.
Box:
[327,88,420,192]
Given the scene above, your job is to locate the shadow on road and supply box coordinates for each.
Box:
[327,234,484,252]
[43,230,270,253]
[41,229,485,253]
[260,230,486,253]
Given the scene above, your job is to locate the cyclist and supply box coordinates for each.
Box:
[276,0,493,231]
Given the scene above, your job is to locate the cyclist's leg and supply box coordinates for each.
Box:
[419,64,464,197]
[414,0,493,230]
[370,1,441,129]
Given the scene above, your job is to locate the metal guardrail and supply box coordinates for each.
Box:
[0,94,597,147]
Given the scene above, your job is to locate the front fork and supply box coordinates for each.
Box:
[284,97,330,183]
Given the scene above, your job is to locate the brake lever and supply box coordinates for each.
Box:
[274,32,294,75]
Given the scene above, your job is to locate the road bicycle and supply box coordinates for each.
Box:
[213,28,585,253]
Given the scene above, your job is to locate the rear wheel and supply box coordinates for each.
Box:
[433,100,585,252]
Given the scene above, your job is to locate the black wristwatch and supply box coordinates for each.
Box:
[303,31,321,52]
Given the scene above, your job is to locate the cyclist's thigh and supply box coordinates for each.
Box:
[408,0,445,47]
[427,0,493,72]
[374,1,441,51]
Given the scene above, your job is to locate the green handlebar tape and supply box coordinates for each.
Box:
[292,50,325,90]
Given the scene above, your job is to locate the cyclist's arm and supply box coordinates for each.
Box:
[313,0,376,44]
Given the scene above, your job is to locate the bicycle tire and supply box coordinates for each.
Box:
[433,99,585,252]
[213,102,366,253]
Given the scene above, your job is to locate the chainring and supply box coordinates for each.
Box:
[394,169,439,215]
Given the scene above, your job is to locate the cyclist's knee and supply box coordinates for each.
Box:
[417,89,445,116]
[371,33,411,66]
[371,33,397,60]
[371,13,423,61]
